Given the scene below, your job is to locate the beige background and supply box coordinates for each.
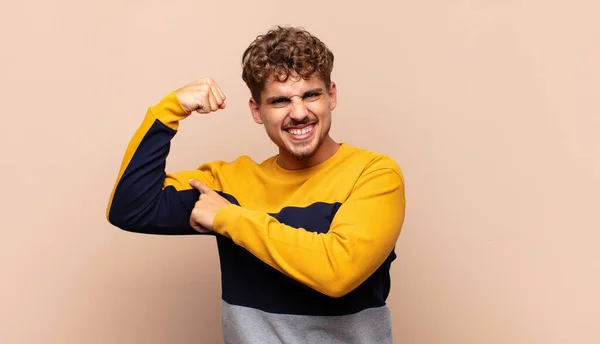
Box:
[1,0,599,343]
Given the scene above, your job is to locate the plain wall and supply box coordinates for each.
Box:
[1,0,599,343]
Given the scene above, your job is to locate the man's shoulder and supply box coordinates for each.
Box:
[197,154,266,173]
[343,143,403,176]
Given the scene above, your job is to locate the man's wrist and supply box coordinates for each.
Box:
[149,91,192,130]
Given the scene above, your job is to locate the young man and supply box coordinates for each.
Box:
[106,26,406,344]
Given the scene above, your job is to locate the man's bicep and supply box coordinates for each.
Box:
[148,168,219,234]
[164,168,216,190]
[109,169,217,235]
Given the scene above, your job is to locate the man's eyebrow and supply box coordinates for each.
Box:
[266,95,289,103]
[265,88,324,103]
[303,88,324,95]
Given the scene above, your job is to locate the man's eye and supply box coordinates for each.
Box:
[304,92,322,100]
[272,98,289,104]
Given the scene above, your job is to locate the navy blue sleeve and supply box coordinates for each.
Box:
[106,108,213,236]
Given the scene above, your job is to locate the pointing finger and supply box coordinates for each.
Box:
[189,179,212,193]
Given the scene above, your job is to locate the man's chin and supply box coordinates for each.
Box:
[283,142,317,161]
[291,152,313,161]
[286,147,315,160]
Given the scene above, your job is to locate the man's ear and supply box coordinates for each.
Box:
[249,97,263,124]
[328,81,338,111]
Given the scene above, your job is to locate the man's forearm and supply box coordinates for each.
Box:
[212,167,406,298]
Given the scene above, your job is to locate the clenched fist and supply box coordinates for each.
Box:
[175,77,227,114]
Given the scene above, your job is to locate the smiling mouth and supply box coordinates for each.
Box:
[284,124,316,140]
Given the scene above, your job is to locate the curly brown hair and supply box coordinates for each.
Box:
[241,26,335,104]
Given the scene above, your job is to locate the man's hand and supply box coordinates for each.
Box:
[189,179,232,233]
[174,77,227,114]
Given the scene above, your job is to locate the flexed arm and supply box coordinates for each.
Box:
[106,78,227,235]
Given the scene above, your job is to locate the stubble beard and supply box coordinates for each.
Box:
[287,120,331,160]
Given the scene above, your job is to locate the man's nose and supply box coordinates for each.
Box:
[289,97,309,120]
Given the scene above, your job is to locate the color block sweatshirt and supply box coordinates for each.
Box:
[106,92,406,344]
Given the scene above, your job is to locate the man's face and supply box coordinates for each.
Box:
[250,74,337,162]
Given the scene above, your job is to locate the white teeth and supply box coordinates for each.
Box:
[288,125,313,135]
